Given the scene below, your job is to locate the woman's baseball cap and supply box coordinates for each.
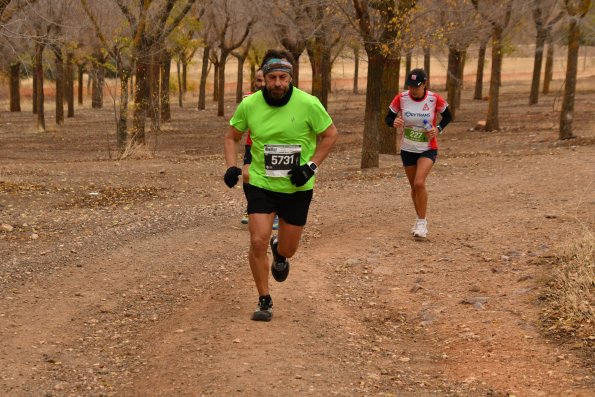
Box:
[406,68,427,87]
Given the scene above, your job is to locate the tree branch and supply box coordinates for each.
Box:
[114,0,137,27]
[160,0,198,42]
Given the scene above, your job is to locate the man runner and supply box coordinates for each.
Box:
[223,49,338,321]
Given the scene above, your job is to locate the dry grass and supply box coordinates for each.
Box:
[540,234,595,354]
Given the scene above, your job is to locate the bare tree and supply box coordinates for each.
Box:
[304,1,347,108]
[77,61,85,105]
[197,45,211,110]
[25,0,66,132]
[246,40,268,81]
[473,33,490,100]
[352,45,360,93]
[1,9,27,112]
[559,0,592,139]
[472,0,514,131]
[113,0,198,146]
[168,11,202,107]
[90,48,106,109]
[2,1,50,118]
[438,0,481,120]
[52,43,65,125]
[208,0,254,117]
[232,37,252,103]
[8,62,20,111]
[159,48,173,122]
[542,33,555,94]
[80,0,139,152]
[529,0,563,105]
[273,0,313,88]
[34,30,47,131]
[209,46,220,102]
[64,48,75,117]
[337,0,416,168]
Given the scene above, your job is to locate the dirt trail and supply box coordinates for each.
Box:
[1,84,595,396]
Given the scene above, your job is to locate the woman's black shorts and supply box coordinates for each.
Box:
[244,184,313,227]
[400,149,438,167]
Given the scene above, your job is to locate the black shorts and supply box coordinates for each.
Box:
[244,184,313,227]
[243,144,252,165]
[400,149,438,167]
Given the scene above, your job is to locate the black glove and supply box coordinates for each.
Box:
[288,164,315,187]
[224,166,242,188]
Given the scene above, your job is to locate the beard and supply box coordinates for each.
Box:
[267,85,289,99]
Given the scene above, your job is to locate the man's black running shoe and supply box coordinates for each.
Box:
[270,237,289,282]
[251,296,273,321]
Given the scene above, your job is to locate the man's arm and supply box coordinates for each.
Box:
[224,125,244,168]
[310,123,338,166]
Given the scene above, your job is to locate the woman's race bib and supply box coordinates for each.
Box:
[403,127,429,152]
[264,144,302,177]
[404,127,428,142]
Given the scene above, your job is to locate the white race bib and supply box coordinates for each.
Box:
[264,144,302,177]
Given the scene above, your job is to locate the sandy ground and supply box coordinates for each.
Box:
[0,75,594,396]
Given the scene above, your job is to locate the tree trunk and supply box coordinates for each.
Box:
[182,60,188,94]
[117,67,130,154]
[217,52,228,117]
[543,34,554,94]
[132,57,150,145]
[198,46,209,110]
[308,35,332,109]
[32,69,37,114]
[293,55,301,88]
[529,28,547,105]
[66,53,74,117]
[160,52,171,122]
[148,57,160,122]
[35,43,46,132]
[310,50,322,99]
[404,50,412,90]
[320,47,331,108]
[455,50,466,111]
[213,62,219,103]
[361,52,384,169]
[53,47,64,126]
[91,62,104,109]
[77,63,84,105]
[423,47,431,90]
[379,55,400,155]
[353,47,359,94]
[9,63,21,112]
[474,42,487,100]
[559,16,581,140]
[177,60,183,108]
[236,55,245,103]
[486,26,503,131]
[87,70,92,96]
[249,62,256,83]
[446,47,464,120]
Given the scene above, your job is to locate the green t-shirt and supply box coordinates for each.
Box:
[230,87,333,193]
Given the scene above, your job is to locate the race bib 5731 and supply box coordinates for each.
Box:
[264,144,302,177]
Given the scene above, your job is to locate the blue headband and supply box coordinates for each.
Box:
[262,58,293,76]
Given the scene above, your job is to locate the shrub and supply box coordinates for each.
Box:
[540,234,594,354]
